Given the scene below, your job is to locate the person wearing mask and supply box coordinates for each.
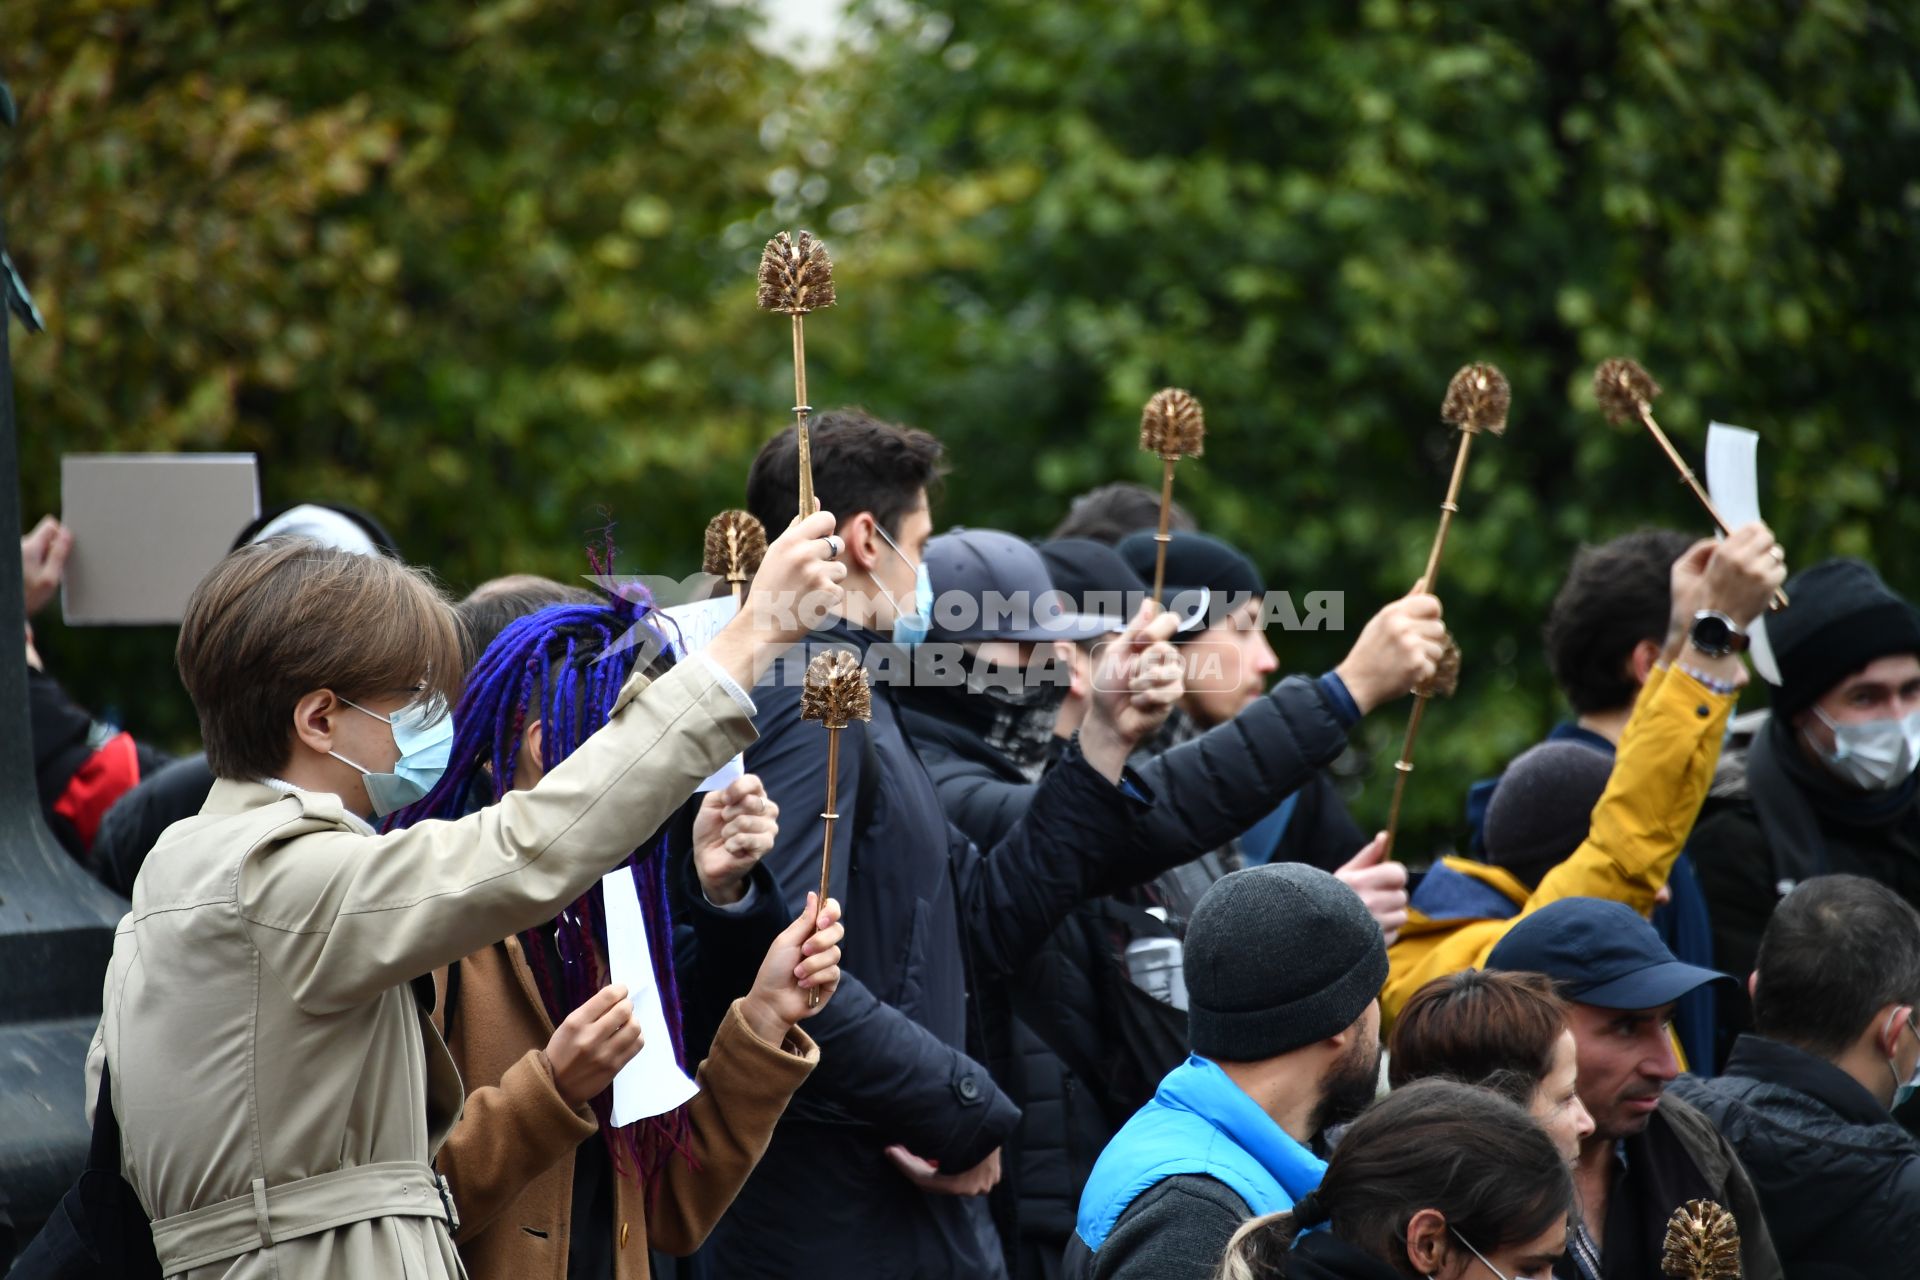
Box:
[1688,558,1920,1052]
[1673,875,1920,1277]
[1213,1080,1573,1280]
[82,516,843,1279]
[1462,529,1721,1069]
[1387,969,1595,1163]
[707,410,1188,1279]
[1384,525,1786,1029]
[899,529,1439,1277]
[399,591,844,1279]
[1066,864,1389,1280]
[1486,899,1781,1280]
[87,501,405,895]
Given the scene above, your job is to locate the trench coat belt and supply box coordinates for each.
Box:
[148,1159,459,1275]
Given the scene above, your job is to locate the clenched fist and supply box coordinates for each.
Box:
[693,774,780,906]
[1334,587,1447,714]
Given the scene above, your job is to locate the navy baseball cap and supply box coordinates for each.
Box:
[925,528,1119,643]
[1484,898,1732,1010]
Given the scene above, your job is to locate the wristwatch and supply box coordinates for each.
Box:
[1688,609,1750,659]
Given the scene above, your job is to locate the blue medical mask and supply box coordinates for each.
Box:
[873,522,933,646]
[1808,706,1920,792]
[332,697,455,817]
[1886,1009,1920,1110]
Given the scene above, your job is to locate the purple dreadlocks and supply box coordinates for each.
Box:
[393,579,693,1184]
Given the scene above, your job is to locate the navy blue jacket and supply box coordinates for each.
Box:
[700,623,1155,1280]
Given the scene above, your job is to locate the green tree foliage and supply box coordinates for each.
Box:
[3,0,1916,857]
[3,0,807,747]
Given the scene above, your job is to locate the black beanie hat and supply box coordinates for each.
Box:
[1483,742,1615,889]
[1185,863,1388,1062]
[1116,530,1263,636]
[1769,558,1920,721]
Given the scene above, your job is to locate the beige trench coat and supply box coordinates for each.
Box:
[85,659,755,1279]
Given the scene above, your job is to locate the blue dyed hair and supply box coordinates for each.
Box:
[394,576,693,1183]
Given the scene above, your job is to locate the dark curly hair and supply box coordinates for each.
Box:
[1543,528,1693,714]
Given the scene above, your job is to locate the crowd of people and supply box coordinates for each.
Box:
[11,407,1920,1280]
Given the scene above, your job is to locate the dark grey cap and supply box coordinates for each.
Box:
[925,528,1119,643]
[1185,863,1389,1062]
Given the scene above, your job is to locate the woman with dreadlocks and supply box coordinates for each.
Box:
[399,583,844,1280]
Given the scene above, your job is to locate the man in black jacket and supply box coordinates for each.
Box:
[701,410,1187,1280]
[900,531,1443,1277]
[1673,875,1920,1278]
[1488,899,1782,1280]
[1689,558,1920,1052]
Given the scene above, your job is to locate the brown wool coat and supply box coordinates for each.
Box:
[432,934,816,1280]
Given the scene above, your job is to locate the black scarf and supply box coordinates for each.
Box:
[1747,710,1920,892]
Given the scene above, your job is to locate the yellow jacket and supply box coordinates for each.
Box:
[1383,665,1736,1028]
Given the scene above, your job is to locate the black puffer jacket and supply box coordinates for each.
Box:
[901,674,1361,1279]
[1673,1035,1920,1280]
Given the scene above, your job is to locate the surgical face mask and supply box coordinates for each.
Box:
[873,522,933,646]
[331,697,455,817]
[1807,706,1920,792]
[1885,1009,1920,1109]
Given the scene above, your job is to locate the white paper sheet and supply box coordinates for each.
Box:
[661,595,746,791]
[1705,422,1782,685]
[602,868,701,1125]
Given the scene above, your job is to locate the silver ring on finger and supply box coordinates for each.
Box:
[823,534,844,560]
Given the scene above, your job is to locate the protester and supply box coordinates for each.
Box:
[399,592,843,1278]
[1688,557,1920,1051]
[1384,525,1786,1028]
[1116,529,1375,877]
[899,527,1440,1277]
[1387,969,1595,1162]
[1213,1080,1573,1280]
[1067,864,1388,1280]
[707,410,1186,1279]
[87,501,408,895]
[1464,529,1721,1068]
[1051,481,1196,544]
[83,518,843,1279]
[20,514,172,864]
[1486,898,1781,1280]
[1672,875,1920,1276]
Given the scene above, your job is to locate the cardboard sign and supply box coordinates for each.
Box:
[61,454,260,625]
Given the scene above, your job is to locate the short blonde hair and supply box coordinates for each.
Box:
[177,537,462,779]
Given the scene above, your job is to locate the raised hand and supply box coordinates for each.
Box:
[709,509,848,685]
[692,773,780,906]
[21,514,72,618]
[738,892,845,1045]
[1333,586,1447,715]
[1701,522,1787,628]
[1079,602,1185,781]
[1336,832,1410,945]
